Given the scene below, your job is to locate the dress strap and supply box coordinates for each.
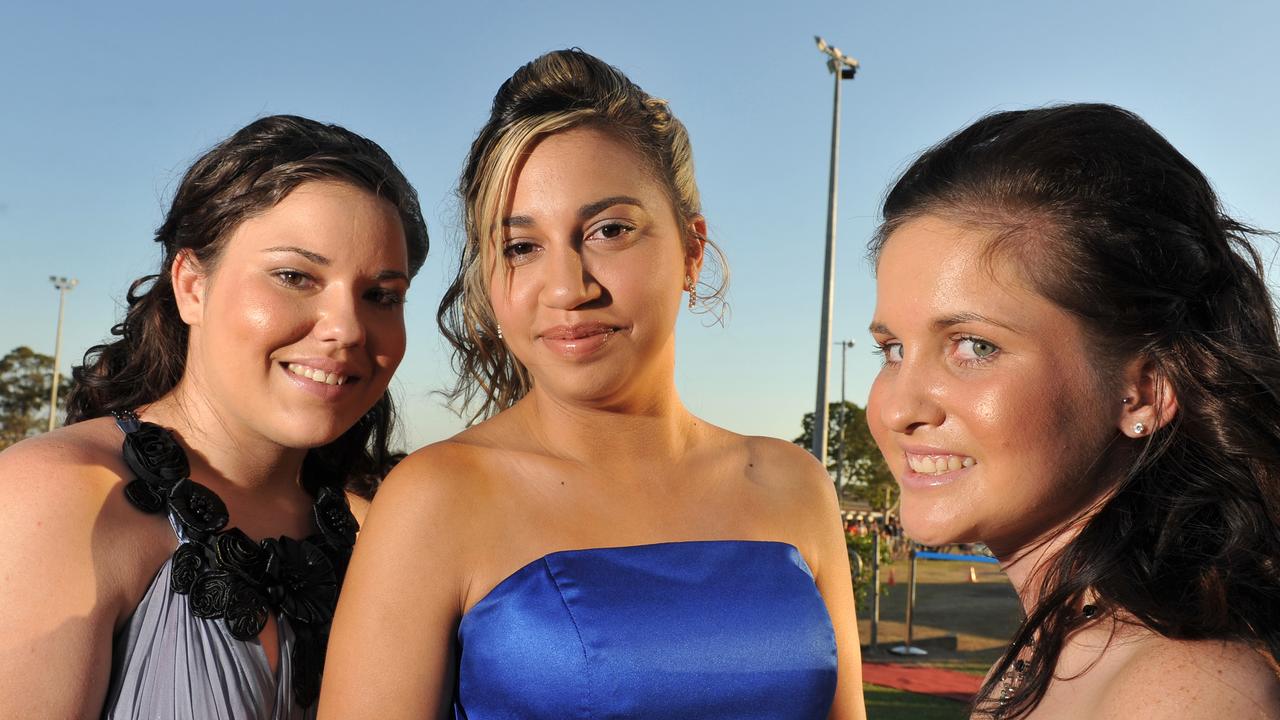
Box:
[112,409,142,434]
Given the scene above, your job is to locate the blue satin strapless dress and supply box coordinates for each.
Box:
[453,540,837,719]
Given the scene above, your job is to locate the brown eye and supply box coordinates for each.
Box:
[273,270,313,288]
[588,222,635,242]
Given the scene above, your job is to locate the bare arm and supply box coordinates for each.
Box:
[318,449,470,720]
[814,485,868,720]
[0,439,125,719]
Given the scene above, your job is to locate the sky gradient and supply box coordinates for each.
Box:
[3,0,1277,451]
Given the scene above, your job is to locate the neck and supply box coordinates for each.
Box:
[142,374,308,498]
[517,375,698,475]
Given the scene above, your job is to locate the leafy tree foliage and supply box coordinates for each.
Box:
[793,401,897,510]
[0,346,66,449]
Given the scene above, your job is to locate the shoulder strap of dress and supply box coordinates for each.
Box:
[111,409,141,434]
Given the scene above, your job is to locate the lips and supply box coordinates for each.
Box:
[537,322,623,358]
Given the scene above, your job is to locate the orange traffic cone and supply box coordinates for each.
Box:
[969,566,978,583]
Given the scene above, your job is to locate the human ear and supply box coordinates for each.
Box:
[171,249,208,326]
[685,215,707,280]
[1117,357,1179,438]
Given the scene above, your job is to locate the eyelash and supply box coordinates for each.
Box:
[871,336,1000,367]
[271,270,405,308]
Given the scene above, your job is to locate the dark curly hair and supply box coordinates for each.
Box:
[870,103,1280,718]
[66,114,429,499]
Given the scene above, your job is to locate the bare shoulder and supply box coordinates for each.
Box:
[0,419,136,534]
[737,433,838,505]
[1098,636,1280,719]
[360,436,500,553]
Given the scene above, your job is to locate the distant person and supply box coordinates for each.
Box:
[320,49,866,719]
[867,104,1280,717]
[0,115,428,719]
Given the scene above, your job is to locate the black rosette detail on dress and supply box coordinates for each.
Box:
[262,536,339,625]
[112,411,354,710]
[313,486,358,551]
[166,479,229,540]
[123,479,166,513]
[213,528,268,584]
[190,569,233,619]
[170,542,207,594]
[224,582,270,640]
[122,421,190,486]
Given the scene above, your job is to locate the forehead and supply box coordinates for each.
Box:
[508,126,672,215]
[874,215,1051,331]
[223,181,408,264]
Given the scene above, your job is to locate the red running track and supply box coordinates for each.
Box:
[861,662,983,703]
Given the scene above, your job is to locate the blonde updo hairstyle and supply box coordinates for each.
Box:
[438,48,728,422]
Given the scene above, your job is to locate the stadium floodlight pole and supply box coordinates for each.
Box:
[835,339,856,490]
[810,36,860,466]
[47,276,78,432]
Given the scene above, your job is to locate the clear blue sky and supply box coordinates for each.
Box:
[3,1,1277,450]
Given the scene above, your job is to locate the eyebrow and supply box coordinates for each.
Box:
[263,246,329,265]
[868,312,1023,336]
[503,195,645,228]
[264,246,408,283]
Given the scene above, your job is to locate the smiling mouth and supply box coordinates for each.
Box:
[285,362,352,386]
[905,453,976,476]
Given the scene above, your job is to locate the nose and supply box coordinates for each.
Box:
[875,355,946,435]
[314,288,367,348]
[539,241,601,310]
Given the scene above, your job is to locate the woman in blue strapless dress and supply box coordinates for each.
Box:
[320,49,866,719]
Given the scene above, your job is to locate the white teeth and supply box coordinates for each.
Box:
[286,363,348,386]
[906,454,977,476]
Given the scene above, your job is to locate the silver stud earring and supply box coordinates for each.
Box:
[686,275,697,309]
[1121,397,1132,405]
[1133,422,1146,435]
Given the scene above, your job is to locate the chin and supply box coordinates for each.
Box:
[899,498,980,547]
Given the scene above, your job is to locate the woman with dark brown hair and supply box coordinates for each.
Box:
[321,49,865,719]
[867,103,1280,718]
[0,115,428,719]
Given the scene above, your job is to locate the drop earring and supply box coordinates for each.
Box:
[686,275,697,309]
[496,324,503,340]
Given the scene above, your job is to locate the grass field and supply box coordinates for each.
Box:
[859,555,1024,719]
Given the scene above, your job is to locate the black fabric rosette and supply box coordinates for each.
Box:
[313,486,358,551]
[122,421,190,486]
[190,570,233,619]
[170,542,207,594]
[224,583,270,640]
[166,479,230,540]
[262,536,339,625]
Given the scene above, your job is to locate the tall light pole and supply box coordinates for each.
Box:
[810,36,860,466]
[48,276,78,432]
[835,339,856,490]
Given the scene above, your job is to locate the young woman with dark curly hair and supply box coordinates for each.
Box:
[0,115,428,719]
[867,103,1280,718]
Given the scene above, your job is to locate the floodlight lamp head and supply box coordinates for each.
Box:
[815,35,829,53]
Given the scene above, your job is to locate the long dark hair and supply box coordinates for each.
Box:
[438,48,728,422]
[66,115,429,498]
[870,103,1280,717]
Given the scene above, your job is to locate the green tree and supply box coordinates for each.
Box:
[793,401,897,511]
[0,346,66,449]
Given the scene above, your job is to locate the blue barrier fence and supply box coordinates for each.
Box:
[914,551,999,565]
